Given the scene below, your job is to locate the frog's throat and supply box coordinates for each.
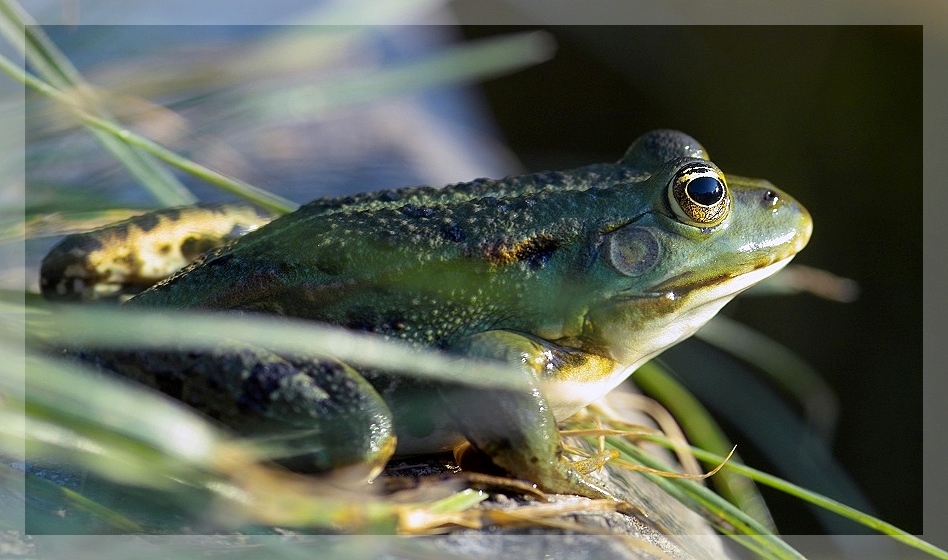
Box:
[553,256,795,420]
[581,256,795,404]
[638,256,796,353]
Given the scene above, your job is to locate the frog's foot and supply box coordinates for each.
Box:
[246,419,397,484]
[441,331,625,502]
[437,380,621,502]
[502,445,624,502]
[453,440,619,501]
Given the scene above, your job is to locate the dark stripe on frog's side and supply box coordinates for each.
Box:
[399,199,562,268]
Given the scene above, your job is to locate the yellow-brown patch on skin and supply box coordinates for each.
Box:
[547,349,618,384]
[530,347,625,421]
[482,235,559,268]
[40,204,273,302]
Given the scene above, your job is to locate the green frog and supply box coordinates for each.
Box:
[40,130,812,502]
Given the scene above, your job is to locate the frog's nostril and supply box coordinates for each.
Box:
[763,189,780,207]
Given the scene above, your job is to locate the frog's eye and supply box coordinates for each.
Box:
[667,163,731,227]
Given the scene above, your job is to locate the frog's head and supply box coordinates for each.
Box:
[580,131,812,368]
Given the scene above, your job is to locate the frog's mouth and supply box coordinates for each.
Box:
[589,255,796,368]
[647,253,795,303]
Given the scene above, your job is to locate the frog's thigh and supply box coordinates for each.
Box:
[185,348,395,479]
[442,331,618,501]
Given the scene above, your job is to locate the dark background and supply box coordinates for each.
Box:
[458,25,921,535]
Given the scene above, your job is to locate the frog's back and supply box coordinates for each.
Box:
[298,162,647,218]
[126,172,648,347]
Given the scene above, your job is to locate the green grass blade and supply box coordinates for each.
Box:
[84,127,199,206]
[696,314,839,439]
[672,442,948,560]
[21,305,527,391]
[0,2,83,89]
[23,472,143,532]
[0,52,297,215]
[71,111,298,214]
[0,0,196,206]
[605,435,806,560]
[633,361,776,531]
[249,30,556,119]
[3,354,225,487]
[1,348,401,532]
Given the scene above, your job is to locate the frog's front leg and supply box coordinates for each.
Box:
[441,331,622,502]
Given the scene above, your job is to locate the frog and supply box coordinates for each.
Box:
[40,129,812,503]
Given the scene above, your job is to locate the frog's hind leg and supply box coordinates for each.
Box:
[225,351,397,481]
[96,347,396,482]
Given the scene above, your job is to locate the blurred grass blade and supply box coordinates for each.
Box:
[0,52,297,215]
[300,0,447,25]
[660,324,874,534]
[747,264,859,303]
[1,346,402,532]
[0,0,196,206]
[3,341,487,533]
[250,30,557,119]
[24,472,143,532]
[68,105,298,214]
[23,208,150,239]
[2,349,225,488]
[22,305,527,391]
[696,314,839,440]
[633,360,776,531]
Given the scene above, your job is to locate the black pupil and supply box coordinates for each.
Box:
[687,177,724,206]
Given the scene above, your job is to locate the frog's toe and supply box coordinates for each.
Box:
[539,456,622,501]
